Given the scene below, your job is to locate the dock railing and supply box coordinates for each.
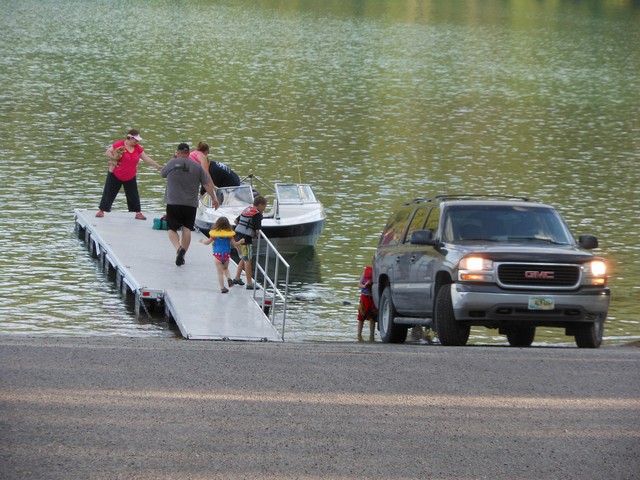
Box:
[253,232,290,340]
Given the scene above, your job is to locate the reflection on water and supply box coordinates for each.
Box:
[284,247,323,286]
[0,0,638,344]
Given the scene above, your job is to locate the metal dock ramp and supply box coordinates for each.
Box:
[74,209,282,342]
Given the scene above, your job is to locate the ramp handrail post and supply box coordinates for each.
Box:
[254,232,290,340]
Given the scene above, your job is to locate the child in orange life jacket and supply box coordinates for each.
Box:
[232,195,268,290]
[357,266,378,342]
[200,217,244,293]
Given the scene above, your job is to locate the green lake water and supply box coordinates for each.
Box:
[0,0,638,344]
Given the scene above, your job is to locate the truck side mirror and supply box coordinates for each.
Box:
[578,234,599,249]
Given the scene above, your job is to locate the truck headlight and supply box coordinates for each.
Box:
[459,257,494,282]
[590,260,606,276]
[584,260,607,286]
[460,257,493,271]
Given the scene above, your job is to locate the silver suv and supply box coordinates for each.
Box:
[371,195,610,347]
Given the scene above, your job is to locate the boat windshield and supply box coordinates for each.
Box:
[219,185,254,207]
[276,184,318,204]
[442,205,574,245]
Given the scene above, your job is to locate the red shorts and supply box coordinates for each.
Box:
[213,253,230,264]
[357,294,377,322]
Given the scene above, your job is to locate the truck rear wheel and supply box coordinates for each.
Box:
[378,287,407,344]
[434,285,470,346]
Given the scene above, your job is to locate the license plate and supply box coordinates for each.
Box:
[528,296,554,310]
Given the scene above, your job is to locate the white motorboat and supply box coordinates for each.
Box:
[195,175,326,251]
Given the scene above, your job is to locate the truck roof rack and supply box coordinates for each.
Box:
[406,194,530,205]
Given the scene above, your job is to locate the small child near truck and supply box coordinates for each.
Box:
[357,265,377,342]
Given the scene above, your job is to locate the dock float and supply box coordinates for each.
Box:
[74,209,282,342]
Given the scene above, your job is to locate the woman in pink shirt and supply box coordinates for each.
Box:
[96,129,162,220]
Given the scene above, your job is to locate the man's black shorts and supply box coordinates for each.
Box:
[166,204,197,231]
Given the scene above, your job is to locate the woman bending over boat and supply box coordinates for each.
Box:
[189,141,241,193]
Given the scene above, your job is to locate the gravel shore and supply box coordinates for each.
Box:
[1,335,639,479]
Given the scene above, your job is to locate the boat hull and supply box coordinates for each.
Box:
[195,216,325,251]
[195,180,326,252]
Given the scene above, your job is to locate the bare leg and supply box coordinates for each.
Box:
[234,259,244,281]
[170,228,188,266]
[357,320,364,342]
[244,260,253,285]
[369,319,375,342]
[181,226,191,251]
[168,229,181,251]
[222,261,232,285]
[214,258,225,290]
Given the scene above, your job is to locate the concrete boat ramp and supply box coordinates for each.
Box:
[74,209,282,342]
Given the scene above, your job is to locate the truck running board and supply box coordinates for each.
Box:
[395,317,432,327]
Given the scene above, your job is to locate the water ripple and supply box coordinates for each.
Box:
[0,0,638,343]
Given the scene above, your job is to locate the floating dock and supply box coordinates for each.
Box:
[74,209,282,342]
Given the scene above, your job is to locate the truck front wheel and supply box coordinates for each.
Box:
[434,285,470,346]
[574,315,605,348]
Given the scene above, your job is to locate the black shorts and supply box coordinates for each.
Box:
[166,204,197,231]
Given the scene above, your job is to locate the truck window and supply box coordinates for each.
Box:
[424,206,440,237]
[379,207,414,247]
[405,207,430,244]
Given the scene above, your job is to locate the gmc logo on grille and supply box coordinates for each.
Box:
[525,271,555,279]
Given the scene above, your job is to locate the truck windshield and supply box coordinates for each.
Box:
[443,205,574,244]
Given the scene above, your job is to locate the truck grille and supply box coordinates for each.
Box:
[497,263,580,289]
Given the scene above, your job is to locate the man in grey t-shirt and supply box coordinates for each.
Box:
[161,143,216,266]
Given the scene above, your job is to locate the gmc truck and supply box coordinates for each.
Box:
[372,195,610,347]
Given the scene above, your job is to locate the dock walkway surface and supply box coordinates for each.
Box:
[74,209,281,342]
